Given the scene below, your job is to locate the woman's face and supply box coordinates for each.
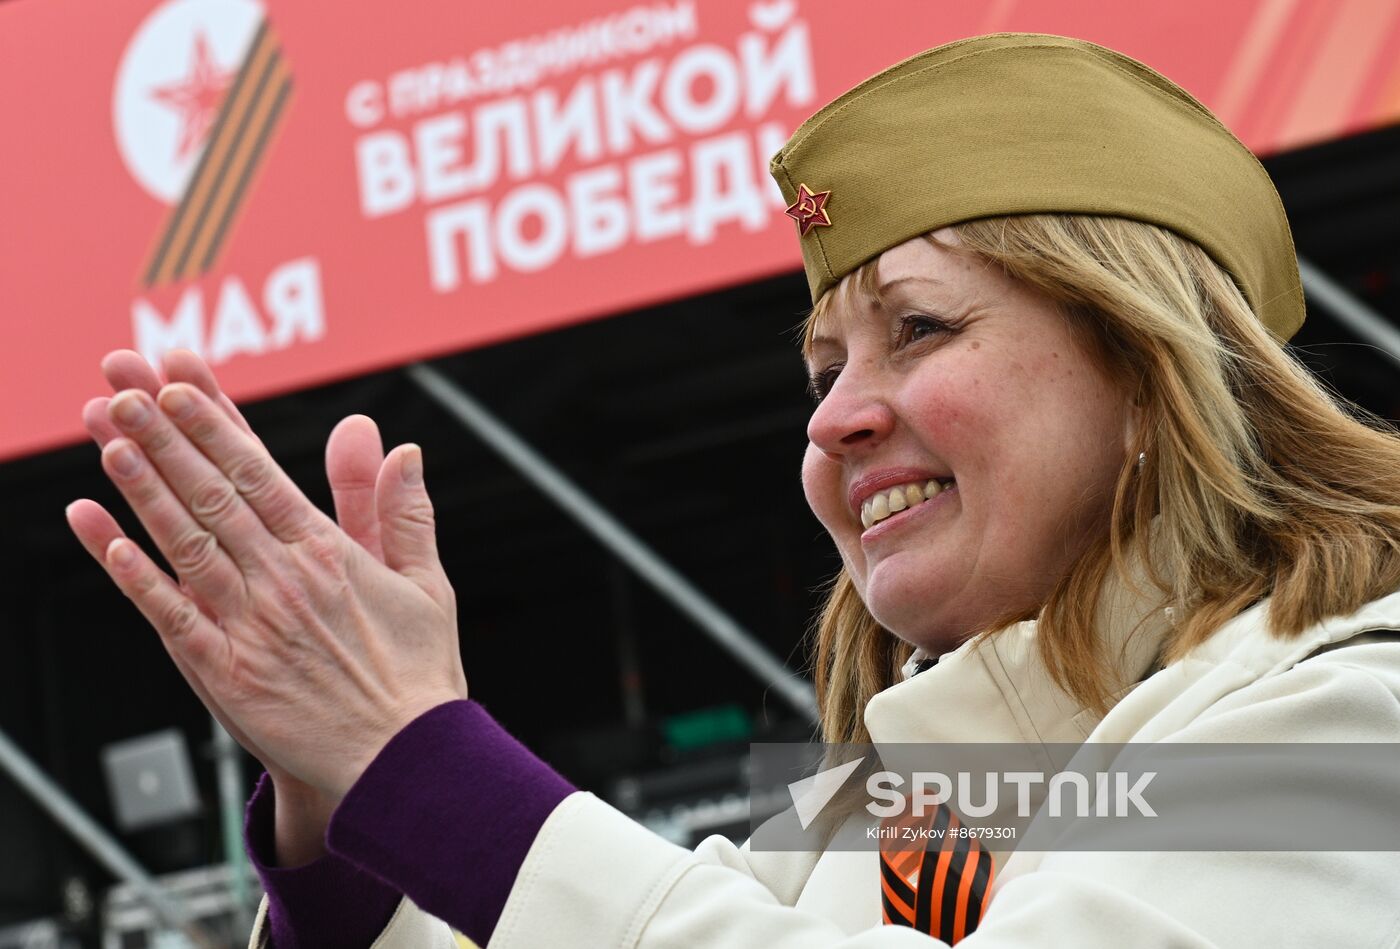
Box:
[801,231,1135,655]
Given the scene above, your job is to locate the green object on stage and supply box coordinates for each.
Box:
[662,704,752,751]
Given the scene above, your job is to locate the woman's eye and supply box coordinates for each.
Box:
[897,314,948,345]
[807,364,842,402]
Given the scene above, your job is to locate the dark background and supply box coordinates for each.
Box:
[2,121,1398,927]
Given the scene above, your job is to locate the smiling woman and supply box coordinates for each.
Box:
[66,31,1400,949]
[804,213,1400,754]
[801,230,1136,669]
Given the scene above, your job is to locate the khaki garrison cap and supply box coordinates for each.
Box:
[769,33,1305,342]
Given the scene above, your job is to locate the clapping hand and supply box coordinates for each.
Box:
[66,351,468,863]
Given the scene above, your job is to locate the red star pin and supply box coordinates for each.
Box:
[785,183,832,236]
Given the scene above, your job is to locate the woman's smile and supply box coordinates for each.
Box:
[859,480,958,544]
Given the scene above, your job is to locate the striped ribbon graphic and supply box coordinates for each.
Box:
[879,802,994,943]
[143,19,293,287]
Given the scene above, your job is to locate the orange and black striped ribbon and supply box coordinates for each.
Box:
[879,802,994,943]
[143,18,294,287]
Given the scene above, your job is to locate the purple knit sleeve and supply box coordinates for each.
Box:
[244,772,401,948]
[325,699,577,946]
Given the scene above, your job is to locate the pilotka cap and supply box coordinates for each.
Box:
[769,33,1305,342]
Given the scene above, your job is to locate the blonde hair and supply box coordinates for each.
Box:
[805,214,1400,745]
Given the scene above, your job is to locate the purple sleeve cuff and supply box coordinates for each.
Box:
[244,772,401,949]
[326,699,576,946]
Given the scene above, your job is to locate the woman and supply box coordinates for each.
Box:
[67,33,1400,948]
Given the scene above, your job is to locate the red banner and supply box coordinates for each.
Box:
[4,0,1399,461]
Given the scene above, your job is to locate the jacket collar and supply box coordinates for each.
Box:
[864,536,1400,748]
[864,545,1175,746]
[1176,583,1400,676]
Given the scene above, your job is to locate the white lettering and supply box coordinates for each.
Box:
[416,63,450,112]
[360,2,700,123]
[417,124,788,288]
[957,771,999,819]
[600,60,672,153]
[567,166,628,257]
[533,78,603,173]
[474,98,535,184]
[132,261,326,367]
[355,131,416,218]
[653,0,698,43]
[739,21,815,118]
[615,8,653,51]
[553,20,609,73]
[208,279,267,364]
[264,258,325,348]
[426,201,496,290]
[471,49,503,95]
[388,69,421,117]
[865,773,904,819]
[495,184,568,272]
[628,149,686,241]
[662,44,741,135]
[909,772,951,818]
[1048,772,1091,818]
[1116,771,1157,817]
[687,131,767,244]
[387,59,477,115]
[1003,772,1044,817]
[409,100,534,203]
[441,60,476,104]
[415,113,473,202]
[133,291,204,366]
[345,81,384,129]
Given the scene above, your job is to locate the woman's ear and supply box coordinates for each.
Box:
[1123,400,1143,456]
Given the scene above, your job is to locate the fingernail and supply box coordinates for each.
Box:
[110,443,142,477]
[160,385,194,419]
[108,539,136,569]
[111,393,150,429]
[401,445,423,485]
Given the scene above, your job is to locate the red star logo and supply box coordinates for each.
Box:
[149,32,235,162]
[784,183,832,236]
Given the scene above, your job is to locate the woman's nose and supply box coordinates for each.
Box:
[806,366,895,458]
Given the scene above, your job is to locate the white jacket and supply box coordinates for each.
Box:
[251,582,1400,948]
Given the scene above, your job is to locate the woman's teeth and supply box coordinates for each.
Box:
[860,479,955,529]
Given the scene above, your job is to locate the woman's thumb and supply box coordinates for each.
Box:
[375,444,443,583]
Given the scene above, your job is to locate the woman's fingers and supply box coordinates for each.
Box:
[107,389,279,570]
[151,383,328,544]
[376,444,452,605]
[101,350,164,394]
[97,349,259,442]
[83,396,121,447]
[69,497,222,619]
[65,498,128,562]
[160,349,259,440]
[93,533,227,683]
[98,436,249,609]
[326,415,386,561]
[65,501,263,761]
[93,355,388,563]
